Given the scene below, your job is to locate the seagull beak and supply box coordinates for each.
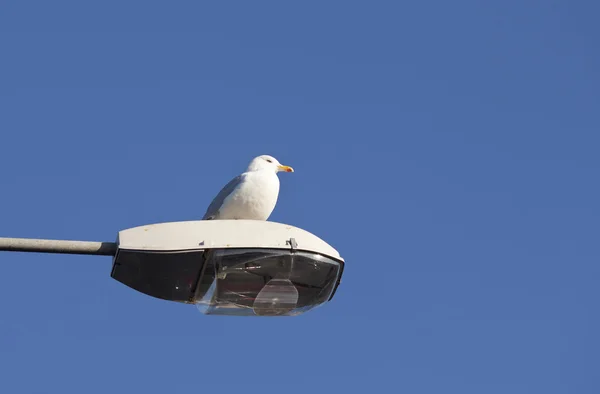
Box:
[278,165,294,173]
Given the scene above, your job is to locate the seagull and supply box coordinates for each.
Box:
[202,155,294,221]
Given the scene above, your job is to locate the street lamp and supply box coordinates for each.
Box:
[0,220,345,317]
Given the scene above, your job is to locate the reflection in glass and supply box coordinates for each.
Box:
[253,275,299,316]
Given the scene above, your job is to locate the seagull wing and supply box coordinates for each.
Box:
[202,174,245,220]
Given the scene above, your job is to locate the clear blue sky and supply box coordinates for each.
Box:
[1,1,598,393]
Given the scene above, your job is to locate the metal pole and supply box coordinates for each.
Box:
[0,237,117,256]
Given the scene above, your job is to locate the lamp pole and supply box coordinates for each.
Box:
[0,237,117,256]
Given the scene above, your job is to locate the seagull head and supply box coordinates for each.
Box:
[247,155,294,173]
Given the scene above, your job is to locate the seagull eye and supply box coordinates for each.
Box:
[266,159,273,163]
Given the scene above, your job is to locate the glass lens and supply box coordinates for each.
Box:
[194,249,341,316]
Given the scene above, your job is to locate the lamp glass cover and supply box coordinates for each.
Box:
[195,248,341,316]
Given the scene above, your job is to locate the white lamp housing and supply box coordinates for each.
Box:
[111,220,344,316]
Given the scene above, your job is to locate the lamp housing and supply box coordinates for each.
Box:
[111,220,344,316]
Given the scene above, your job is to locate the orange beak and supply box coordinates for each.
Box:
[277,165,294,173]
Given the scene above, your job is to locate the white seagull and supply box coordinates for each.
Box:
[202,154,294,221]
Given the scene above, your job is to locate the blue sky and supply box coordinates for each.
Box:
[1,1,598,393]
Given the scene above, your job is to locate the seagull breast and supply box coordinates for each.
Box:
[218,170,281,220]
